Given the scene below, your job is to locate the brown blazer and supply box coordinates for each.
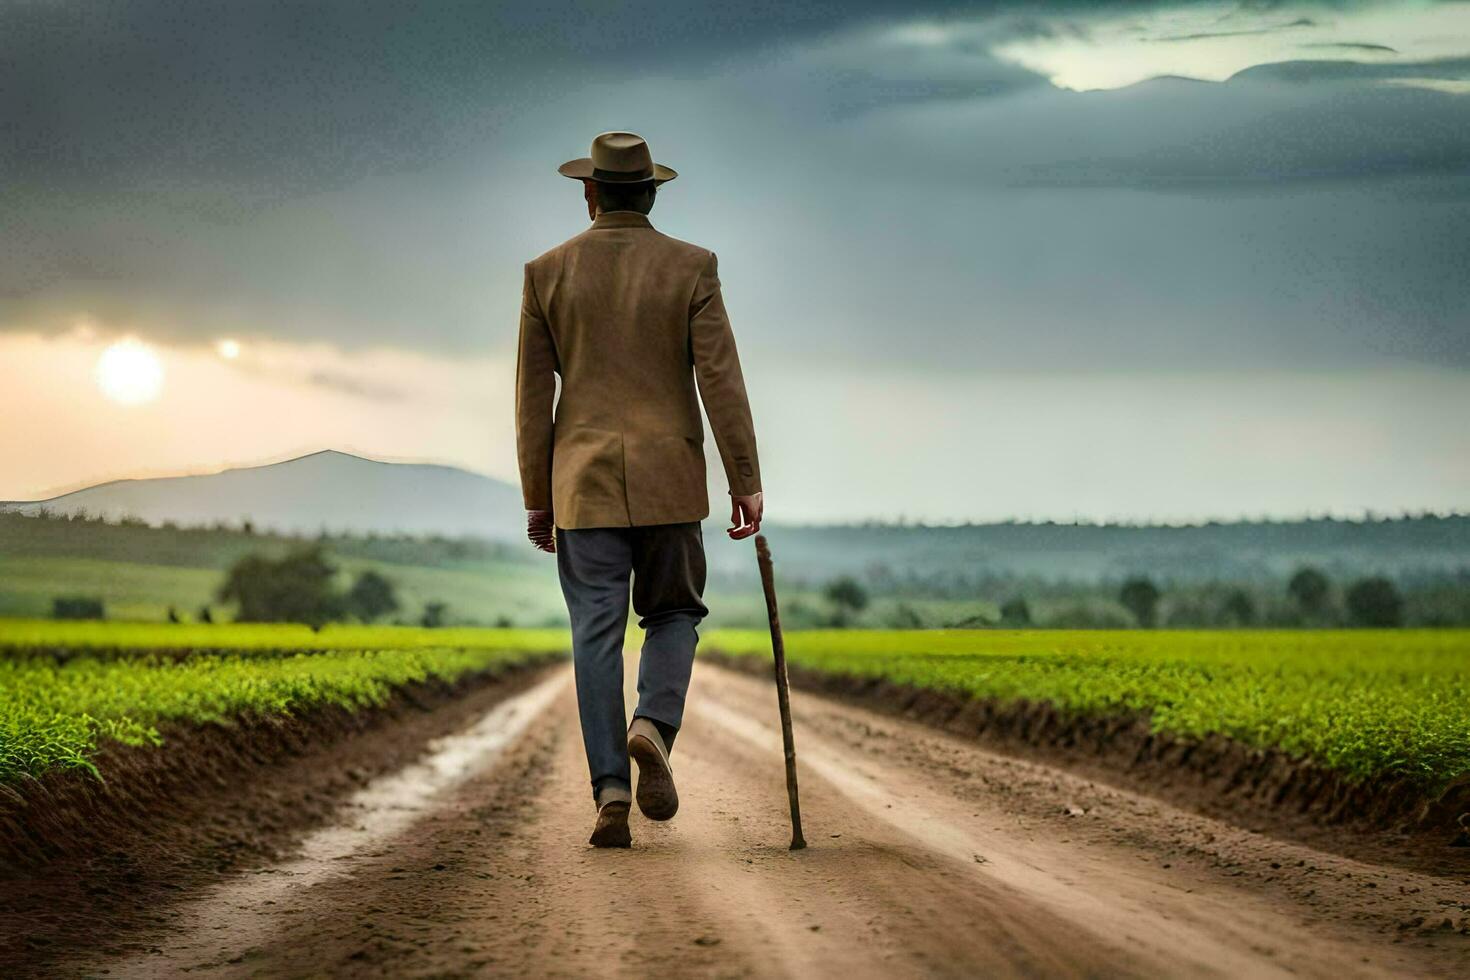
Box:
[515,211,761,529]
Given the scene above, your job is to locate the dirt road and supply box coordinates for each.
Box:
[71,660,1468,978]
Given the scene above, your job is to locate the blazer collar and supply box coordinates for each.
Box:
[592,210,653,230]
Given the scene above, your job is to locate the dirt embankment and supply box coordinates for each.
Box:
[705,652,1470,861]
[0,658,557,971]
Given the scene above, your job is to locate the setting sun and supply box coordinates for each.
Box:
[95,338,164,405]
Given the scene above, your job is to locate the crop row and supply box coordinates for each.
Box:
[704,628,1470,793]
[0,619,570,657]
[0,622,566,783]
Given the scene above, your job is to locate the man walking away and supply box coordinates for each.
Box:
[515,132,764,848]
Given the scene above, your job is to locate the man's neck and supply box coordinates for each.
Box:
[591,210,653,228]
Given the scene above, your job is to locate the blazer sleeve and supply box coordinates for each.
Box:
[515,262,558,511]
[689,251,762,496]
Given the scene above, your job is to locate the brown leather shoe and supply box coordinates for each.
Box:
[627,717,678,821]
[589,800,631,848]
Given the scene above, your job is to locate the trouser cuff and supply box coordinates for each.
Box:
[594,778,632,808]
[632,712,679,752]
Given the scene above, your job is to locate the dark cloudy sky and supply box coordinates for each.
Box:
[3,1,1468,521]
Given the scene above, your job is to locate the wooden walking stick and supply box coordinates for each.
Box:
[755,534,807,850]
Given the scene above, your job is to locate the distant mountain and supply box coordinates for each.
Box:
[1,450,526,541]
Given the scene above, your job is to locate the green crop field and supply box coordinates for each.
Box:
[705,628,1470,794]
[0,620,569,784]
[8,620,1469,802]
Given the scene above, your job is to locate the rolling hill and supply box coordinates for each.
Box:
[2,450,526,541]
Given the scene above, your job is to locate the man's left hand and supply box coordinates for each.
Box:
[527,510,556,553]
[728,492,763,540]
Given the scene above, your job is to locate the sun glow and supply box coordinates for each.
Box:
[216,338,241,359]
[95,338,164,405]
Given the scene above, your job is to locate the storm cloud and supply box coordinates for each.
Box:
[3,0,1469,371]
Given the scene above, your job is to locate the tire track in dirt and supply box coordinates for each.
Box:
[69,659,1467,978]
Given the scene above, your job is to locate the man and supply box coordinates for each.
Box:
[515,131,764,848]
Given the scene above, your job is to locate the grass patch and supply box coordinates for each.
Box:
[0,553,569,627]
[0,557,222,622]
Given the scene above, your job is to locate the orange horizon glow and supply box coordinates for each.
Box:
[2,329,1469,523]
[0,330,520,503]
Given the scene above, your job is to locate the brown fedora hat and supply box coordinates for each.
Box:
[558,131,677,185]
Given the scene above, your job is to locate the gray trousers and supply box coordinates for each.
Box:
[556,522,708,801]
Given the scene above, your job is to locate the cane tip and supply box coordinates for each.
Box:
[789,837,807,851]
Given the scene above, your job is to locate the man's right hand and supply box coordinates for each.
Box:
[527,510,556,554]
[728,492,763,540]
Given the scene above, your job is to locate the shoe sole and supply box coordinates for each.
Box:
[589,802,631,848]
[629,732,679,821]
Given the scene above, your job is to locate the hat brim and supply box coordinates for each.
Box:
[558,158,677,185]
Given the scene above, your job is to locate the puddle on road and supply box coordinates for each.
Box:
[290,670,568,872]
[100,669,570,977]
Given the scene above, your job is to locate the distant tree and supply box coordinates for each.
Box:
[241,518,255,536]
[217,545,344,628]
[823,575,864,614]
[1345,577,1403,628]
[1221,589,1255,626]
[421,601,449,629]
[824,576,869,612]
[197,604,214,624]
[999,597,1032,627]
[823,576,869,627]
[1119,577,1161,628]
[784,597,821,628]
[53,597,105,620]
[167,605,181,624]
[346,569,399,623]
[887,602,924,629]
[493,615,513,629]
[1288,567,1331,617]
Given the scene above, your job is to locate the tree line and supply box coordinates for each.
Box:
[792,566,1419,630]
[1106,568,1405,628]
